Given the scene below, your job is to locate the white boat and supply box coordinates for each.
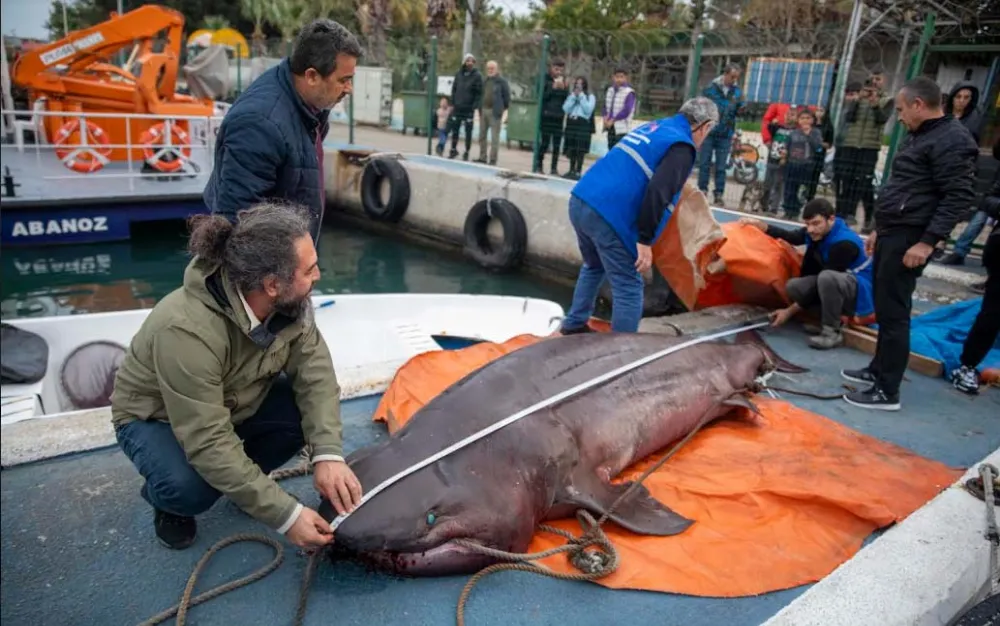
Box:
[0,293,564,453]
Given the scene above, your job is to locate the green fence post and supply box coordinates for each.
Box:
[532,35,550,172]
[348,82,355,144]
[686,34,704,100]
[882,12,935,181]
[425,36,438,156]
[236,44,243,95]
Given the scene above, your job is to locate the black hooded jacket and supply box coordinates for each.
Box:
[944,80,984,143]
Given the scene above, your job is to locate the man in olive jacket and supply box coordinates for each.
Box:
[111,204,362,551]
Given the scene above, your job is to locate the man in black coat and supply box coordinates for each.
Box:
[841,77,979,410]
[203,20,363,245]
[447,54,484,161]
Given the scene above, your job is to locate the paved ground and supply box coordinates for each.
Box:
[2,326,997,626]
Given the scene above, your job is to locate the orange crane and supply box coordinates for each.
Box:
[11,5,215,173]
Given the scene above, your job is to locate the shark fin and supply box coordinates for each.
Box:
[723,393,764,422]
[558,475,693,536]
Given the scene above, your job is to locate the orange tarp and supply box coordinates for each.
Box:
[372,336,962,597]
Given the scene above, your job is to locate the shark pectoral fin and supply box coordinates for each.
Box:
[723,393,763,422]
[560,477,693,536]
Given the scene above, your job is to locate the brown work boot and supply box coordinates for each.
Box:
[808,326,843,350]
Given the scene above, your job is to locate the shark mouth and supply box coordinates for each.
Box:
[329,538,498,577]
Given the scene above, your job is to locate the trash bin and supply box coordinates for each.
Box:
[505,98,538,149]
[401,91,430,135]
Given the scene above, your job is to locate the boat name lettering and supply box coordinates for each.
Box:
[10,217,109,237]
[40,32,107,66]
[14,254,112,276]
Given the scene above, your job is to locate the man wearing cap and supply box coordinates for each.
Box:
[447,53,483,161]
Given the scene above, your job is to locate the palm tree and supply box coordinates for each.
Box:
[357,0,427,65]
[240,0,270,56]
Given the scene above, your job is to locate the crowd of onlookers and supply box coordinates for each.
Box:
[432,55,993,257]
[433,54,638,180]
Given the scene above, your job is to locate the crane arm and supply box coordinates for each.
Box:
[11,5,185,89]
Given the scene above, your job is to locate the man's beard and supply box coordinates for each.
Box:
[274,290,310,318]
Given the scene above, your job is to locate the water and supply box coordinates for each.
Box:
[0,223,575,318]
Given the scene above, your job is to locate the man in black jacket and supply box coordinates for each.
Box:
[203,20,363,245]
[447,54,483,161]
[534,59,569,175]
[841,77,979,410]
[951,138,1000,395]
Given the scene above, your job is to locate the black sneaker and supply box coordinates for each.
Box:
[154,509,196,550]
[842,385,901,411]
[950,365,980,395]
[841,367,876,385]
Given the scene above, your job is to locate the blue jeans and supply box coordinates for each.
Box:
[952,210,990,258]
[697,134,730,196]
[115,376,305,517]
[562,195,644,333]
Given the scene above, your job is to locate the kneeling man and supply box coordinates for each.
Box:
[111,203,362,551]
[740,198,873,349]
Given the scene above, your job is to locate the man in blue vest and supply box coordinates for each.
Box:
[558,97,720,334]
[739,198,873,349]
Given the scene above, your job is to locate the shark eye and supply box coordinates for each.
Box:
[426,512,436,525]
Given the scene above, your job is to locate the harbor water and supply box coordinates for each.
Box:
[0,221,575,319]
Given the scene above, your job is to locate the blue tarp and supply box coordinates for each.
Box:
[909,298,1000,377]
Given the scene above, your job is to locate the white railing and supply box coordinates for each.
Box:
[0,106,231,184]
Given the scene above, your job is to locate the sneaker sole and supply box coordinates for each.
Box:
[841,394,901,411]
[840,370,875,384]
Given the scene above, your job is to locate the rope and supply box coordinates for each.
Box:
[139,460,317,626]
[760,383,858,400]
[136,533,285,626]
[453,389,751,626]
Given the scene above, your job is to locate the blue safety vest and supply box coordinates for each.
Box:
[572,114,696,254]
[809,217,875,317]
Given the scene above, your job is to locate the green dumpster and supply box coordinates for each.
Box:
[505,98,537,149]
[401,90,430,136]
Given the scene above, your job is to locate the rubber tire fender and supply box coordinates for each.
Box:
[360,158,411,222]
[462,198,528,272]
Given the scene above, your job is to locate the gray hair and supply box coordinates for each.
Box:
[289,19,364,77]
[679,96,720,127]
[724,63,742,75]
[899,76,942,109]
[187,203,314,293]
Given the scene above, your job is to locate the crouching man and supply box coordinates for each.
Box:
[110,203,362,551]
[739,198,873,349]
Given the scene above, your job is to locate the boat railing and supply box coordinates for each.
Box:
[0,106,229,182]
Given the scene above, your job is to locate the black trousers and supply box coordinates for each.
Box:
[536,117,564,170]
[448,113,474,154]
[868,227,926,396]
[961,233,1000,368]
[834,147,878,221]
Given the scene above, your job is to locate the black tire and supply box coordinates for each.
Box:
[360,158,410,222]
[462,198,528,272]
[951,593,1000,626]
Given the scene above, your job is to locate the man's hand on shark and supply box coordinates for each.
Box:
[287,507,334,550]
[314,460,363,516]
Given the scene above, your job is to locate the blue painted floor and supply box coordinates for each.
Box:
[2,326,998,626]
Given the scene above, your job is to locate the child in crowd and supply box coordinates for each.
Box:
[761,107,797,214]
[434,97,452,157]
[782,108,824,219]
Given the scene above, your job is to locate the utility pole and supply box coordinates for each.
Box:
[462,2,474,58]
[63,1,70,36]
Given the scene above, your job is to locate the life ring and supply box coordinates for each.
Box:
[462,198,528,271]
[53,119,112,173]
[360,158,410,222]
[140,122,192,173]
